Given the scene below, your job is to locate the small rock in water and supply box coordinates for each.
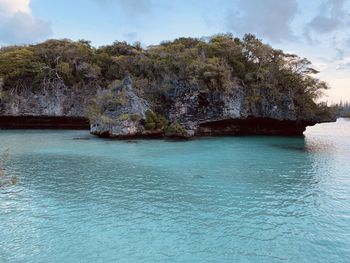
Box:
[73,137,91,140]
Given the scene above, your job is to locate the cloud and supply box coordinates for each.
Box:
[336,62,350,70]
[225,0,299,42]
[305,0,348,35]
[0,12,52,44]
[335,56,350,71]
[93,0,151,14]
[345,38,350,46]
[0,0,31,15]
[0,0,52,45]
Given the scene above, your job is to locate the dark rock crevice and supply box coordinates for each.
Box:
[0,115,316,137]
[197,118,315,136]
[0,116,90,129]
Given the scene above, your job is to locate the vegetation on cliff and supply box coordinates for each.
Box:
[0,34,330,120]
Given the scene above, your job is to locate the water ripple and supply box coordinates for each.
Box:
[0,120,350,262]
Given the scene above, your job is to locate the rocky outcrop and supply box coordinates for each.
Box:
[161,80,321,137]
[88,78,333,138]
[197,118,314,136]
[0,76,334,138]
[0,36,336,137]
[0,80,94,129]
[0,81,94,117]
[90,77,158,138]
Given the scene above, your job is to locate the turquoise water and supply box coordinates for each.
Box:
[1,119,350,263]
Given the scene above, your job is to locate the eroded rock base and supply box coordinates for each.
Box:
[198,118,314,136]
[0,116,89,129]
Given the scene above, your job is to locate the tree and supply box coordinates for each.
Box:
[0,34,331,119]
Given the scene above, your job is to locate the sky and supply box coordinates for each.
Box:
[0,0,349,102]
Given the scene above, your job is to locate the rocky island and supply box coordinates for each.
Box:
[0,34,334,138]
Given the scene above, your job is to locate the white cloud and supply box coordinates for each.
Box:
[225,0,299,42]
[0,0,31,16]
[305,0,347,35]
[335,57,350,70]
[0,0,52,45]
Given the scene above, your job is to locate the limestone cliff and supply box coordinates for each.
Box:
[87,77,334,138]
[90,77,156,138]
[162,80,325,137]
[0,75,334,136]
[0,81,94,129]
[0,36,335,135]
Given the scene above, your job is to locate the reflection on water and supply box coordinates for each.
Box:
[0,119,350,262]
[271,143,306,152]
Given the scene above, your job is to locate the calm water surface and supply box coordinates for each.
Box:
[1,119,350,262]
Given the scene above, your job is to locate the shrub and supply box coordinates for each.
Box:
[118,114,129,121]
[87,100,102,122]
[115,91,128,106]
[144,110,168,130]
[164,123,188,137]
[100,115,115,124]
[130,113,141,121]
[0,91,8,101]
[56,62,74,83]
[145,122,156,130]
[145,110,156,130]
[0,34,332,118]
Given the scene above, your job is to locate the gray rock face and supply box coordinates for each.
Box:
[164,80,303,136]
[90,77,153,138]
[0,81,94,117]
[166,81,245,133]
[0,76,333,137]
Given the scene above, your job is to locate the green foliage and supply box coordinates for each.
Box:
[145,110,157,130]
[114,91,128,106]
[0,47,44,88]
[315,103,337,121]
[144,110,186,137]
[130,113,141,122]
[145,110,168,131]
[0,39,100,91]
[0,34,331,118]
[87,100,102,122]
[144,121,156,130]
[56,62,73,83]
[107,79,122,88]
[118,114,129,121]
[164,123,187,137]
[0,91,7,101]
[100,115,115,125]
